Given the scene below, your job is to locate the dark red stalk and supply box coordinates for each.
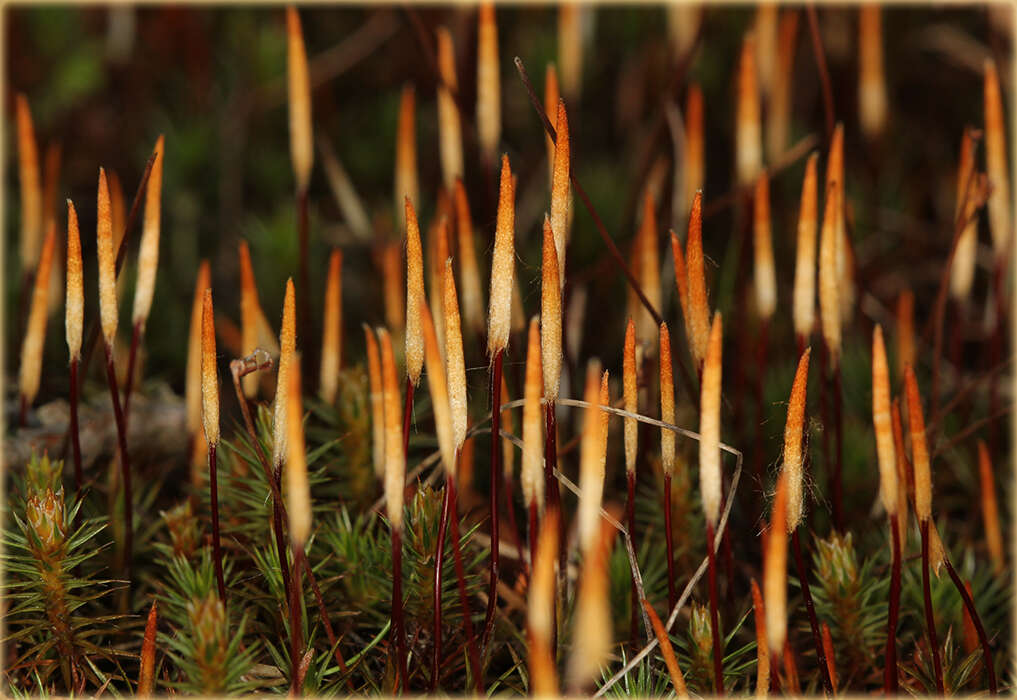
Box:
[103,343,133,584]
[481,349,504,651]
[304,545,352,686]
[705,520,724,694]
[791,529,834,695]
[943,556,997,695]
[770,654,783,693]
[392,527,409,692]
[722,519,735,605]
[664,473,676,613]
[544,403,564,577]
[543,401,562,656]
[230,354,351,687]
[403,377,415,458]
[796,333,807,360]
[69,357,83,494]
[921,520,946,694]
[447,476,484,693]
[626,469,638,646]
[208,444,227,603]
[431,480,451,692]
[122,320,142,419]
[884,513,901,694]
[289,547,305,695]
[228,357,292,608]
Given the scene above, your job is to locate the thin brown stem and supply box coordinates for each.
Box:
[448,476,484,694]
[482,349,504,652]
[664,474,676,613]
[228,356,292,601]
[69,358,83,495]
[289,546,305,695]
[513,59,655,326]
[705,520,724,694]
[806,5,835,142]
[304,548,353,688]
[543,402,562,657]
[626,470,638,647]
[228,355,351,686]
[921,519,945,695]
[208,443,227,604]
[932,406,1012,459]
[431,480,451,692]
[391,527,409,692]
[122,320,142,420]
[943,556,998,695]
[791,529,834,696]
[884,513,901,694]
[103,343,133,585]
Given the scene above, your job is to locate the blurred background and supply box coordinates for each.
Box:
[4,7,1013,689]
[5,5,1012,398]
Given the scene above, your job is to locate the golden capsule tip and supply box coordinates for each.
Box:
[488,154,516,356]
[286,358,312,547]
[872,324,898,517]
[764,473,789,656]
[272,278,297,467]
[379,327,406,530]
[904,365,932,522]
[65,199,84,360]
[200,288,220,446]
[699,312,723,526]
[783,347,810,531]
[287,5,313,192]
[96,167,118,347]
